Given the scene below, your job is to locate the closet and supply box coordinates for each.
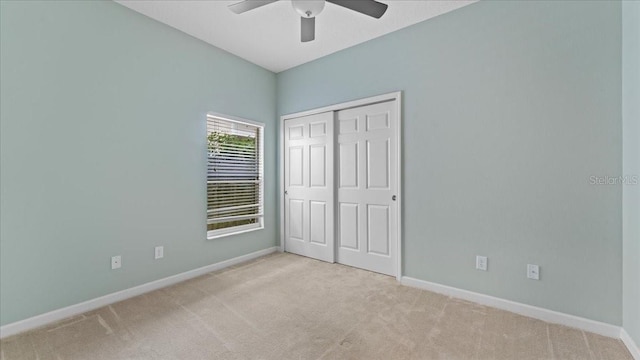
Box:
[282,93,401,277]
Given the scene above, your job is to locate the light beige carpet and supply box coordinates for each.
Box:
[0,253,632,360]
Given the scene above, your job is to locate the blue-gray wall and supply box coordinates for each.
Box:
[0,0,277,326]
[623,0,640,347]
[277,1,623,325]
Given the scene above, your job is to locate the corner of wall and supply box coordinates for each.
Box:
[622,0,640,353]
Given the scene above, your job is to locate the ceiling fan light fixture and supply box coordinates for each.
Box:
[291,0,325,18]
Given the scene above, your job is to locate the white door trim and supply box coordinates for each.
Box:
[279,91,403,281]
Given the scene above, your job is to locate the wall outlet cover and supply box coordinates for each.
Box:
[476,256,488,271]
[155,246,164,260]
[111,255,122,270]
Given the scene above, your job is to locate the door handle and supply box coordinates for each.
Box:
[392,195,396,201]
[285,190,288,196]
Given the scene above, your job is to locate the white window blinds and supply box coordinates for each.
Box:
[207,115,264,236]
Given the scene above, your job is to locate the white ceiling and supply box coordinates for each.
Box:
[115,0,476,73]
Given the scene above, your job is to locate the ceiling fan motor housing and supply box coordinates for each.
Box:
[291,0,325,18]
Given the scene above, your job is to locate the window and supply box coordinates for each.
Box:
[207,114,264,239]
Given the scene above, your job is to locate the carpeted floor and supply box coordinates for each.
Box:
[0,252,632,359]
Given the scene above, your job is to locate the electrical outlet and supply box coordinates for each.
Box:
[476,256,488,271]
[155,246,164,260]
[527,264,540,280]
[111,255,122,270]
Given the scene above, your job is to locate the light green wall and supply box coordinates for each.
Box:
[277,1,623,325]
[623,0,640,346]
[0,0,277,326]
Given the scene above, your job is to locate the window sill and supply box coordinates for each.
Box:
[207,223,264,240]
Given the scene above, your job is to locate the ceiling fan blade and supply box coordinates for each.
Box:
[228,0,278,14]
[301,17,315,42]
[326,0,388,19]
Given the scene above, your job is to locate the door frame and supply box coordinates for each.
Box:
[279,91,403,281]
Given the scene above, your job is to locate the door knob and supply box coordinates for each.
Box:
[392,195,396,201]
[285,190,288,195]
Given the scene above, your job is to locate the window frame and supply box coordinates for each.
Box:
[206,112,265,240]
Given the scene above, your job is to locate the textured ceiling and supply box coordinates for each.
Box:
[115,0,476,73]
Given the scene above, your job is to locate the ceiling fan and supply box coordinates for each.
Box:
[229,0,388,42]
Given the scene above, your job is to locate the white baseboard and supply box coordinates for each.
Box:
[0,246,278,339]
[401,276,621,339]
[621,328,640,360]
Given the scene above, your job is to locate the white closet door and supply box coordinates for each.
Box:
[336,101,398,276]
[284,112,335,263]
